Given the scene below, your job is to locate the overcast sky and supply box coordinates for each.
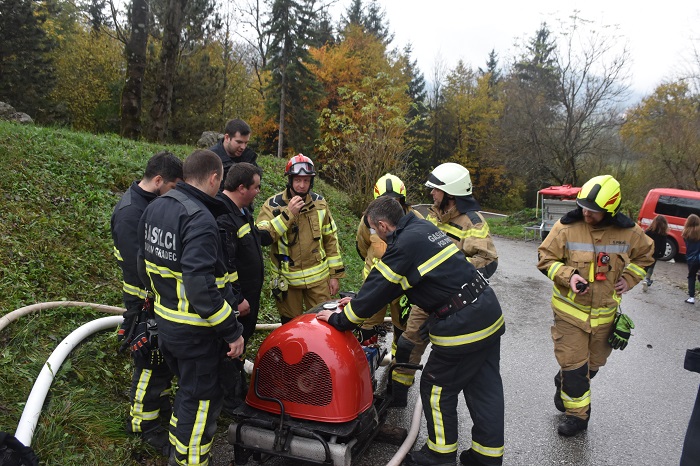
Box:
[329,0,700,100]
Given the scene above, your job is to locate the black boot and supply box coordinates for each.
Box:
[459,449,483,465]
[402,446,455,465]
[557,415,588,436]
[389,381,410,408]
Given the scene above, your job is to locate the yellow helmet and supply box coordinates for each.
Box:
[373,173,406,200]
[577,175,621,215]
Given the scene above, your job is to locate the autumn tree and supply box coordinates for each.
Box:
[621,81,700,190]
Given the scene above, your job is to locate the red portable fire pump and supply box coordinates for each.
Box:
[227,300,418,466]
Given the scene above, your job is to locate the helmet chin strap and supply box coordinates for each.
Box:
[439,194,455,212]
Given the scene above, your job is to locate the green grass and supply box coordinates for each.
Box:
[0,121,365,465]
[0,121,532,465]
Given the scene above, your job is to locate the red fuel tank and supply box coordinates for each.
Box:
[245,313,374,423]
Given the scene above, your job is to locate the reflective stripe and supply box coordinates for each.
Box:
[188,400,209,465]
[439,221,490,240]
[375,261,411,290]
[547,262,564,281]
[471,440,504,458]
[113,246,123,261]
[551,287,618,326]
[343,302,364,325]
[566,242,630,253]
[430,315,505,347]
[417,243,461,276]
[626,262,646,278]
[562,389,591,409]
[237,223,251,239]
[130,369,157,432]
[123,282,148,299]
[226,271,239,285]
[270,215,288,236]
[273,260,331,286]
[428,385,453,452]
[391,371,415,385]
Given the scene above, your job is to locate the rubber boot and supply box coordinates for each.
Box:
[389,381,410,408]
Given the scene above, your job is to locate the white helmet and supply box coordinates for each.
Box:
[425,162,472,196]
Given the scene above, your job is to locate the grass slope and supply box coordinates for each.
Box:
[0,121,365,465]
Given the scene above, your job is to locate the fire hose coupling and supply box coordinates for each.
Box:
[270,276,288,301]
[595,252,610,281]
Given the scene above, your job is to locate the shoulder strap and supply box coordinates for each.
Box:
[163,189,202,216]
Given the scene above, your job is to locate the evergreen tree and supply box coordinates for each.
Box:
[312,8,335,46]
[83,0,110,32]
[338,0,362,31]
[264,0,324,157]
[0,0,56,118]
[401,44,430,176]
[363,0,392,45]
[479,49,501,90]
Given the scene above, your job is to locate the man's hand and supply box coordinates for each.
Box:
[227,336,245,359]
[329,278,339,296]
[570,274,589,295]
[614,277,629,294]
[316,309,339,322]
[117,315,137,352]
[288,196,305,216]
[238,298,250,317]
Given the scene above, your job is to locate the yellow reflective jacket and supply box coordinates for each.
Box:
[356,206,424,278]
[257,189,345,288]
[537,211,654,331]
[427,205,498,274]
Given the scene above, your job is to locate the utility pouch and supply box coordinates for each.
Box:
[685,347,700,373]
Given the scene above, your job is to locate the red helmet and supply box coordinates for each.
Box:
[285,154,316,177]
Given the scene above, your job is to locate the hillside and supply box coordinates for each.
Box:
[0,121,365,465]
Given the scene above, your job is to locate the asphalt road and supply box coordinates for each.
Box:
[213,236,700,466]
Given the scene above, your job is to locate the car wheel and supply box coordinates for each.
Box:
[659,238,678,261]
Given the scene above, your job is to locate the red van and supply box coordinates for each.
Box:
[637,188,700,260]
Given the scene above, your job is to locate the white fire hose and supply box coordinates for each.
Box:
[3,304,419,464]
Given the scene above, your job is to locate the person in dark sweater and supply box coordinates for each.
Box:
[683,214,700,304]
[208,119,258,191]
[642,215,668,292]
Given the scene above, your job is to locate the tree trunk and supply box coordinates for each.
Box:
[149,0,185,142]
[119,0,149,139]
[277,72,286,158]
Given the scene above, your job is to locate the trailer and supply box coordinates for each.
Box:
[535,185,581,240]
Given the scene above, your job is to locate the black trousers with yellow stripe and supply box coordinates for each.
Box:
[419,339,504,465]
[160,334,226,466]
[127,354,173,434]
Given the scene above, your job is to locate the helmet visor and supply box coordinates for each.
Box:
[290,162,315,175]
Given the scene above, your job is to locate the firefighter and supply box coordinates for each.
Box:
[216,162,270,414]
[208,118,258,191]
[391,162,500,409]
[256,154,345,323]
[318,196,506,466]
[137,150,244,466]
[355,173,422,350]
[111,151,182,455]
[537,175,654,436]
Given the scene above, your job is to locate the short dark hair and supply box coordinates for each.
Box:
[183,149,222,184]
[365,196,404,228]
[143,151,183,183]
[224,162,263,191]
[224,119,251,137]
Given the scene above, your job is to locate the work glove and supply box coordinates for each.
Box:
[117,315,137,352]
[398,295,411,327]
[418,314,438,343]
[608,313,634,350]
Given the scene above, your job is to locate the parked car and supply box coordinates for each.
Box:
[637,188,700,261]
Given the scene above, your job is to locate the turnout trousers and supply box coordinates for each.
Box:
[392,306,429,387]
[160,335,225,466]
[419,339,504,465]
[127,354,173,434]
[551,314,613,420]
[277,280,330,323]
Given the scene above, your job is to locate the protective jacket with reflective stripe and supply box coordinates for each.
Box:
[256,189,345,287]
[137,182,242,344]
[216,192,269,300]
[537,209,654,331]
[330,212,504,354]
[111,181,155,317]
[427,196,498,277]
